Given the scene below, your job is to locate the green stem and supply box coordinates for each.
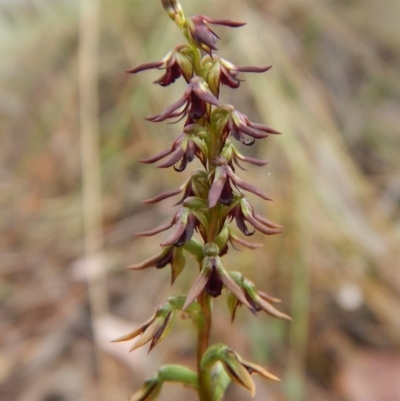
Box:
[197,291,213,401]
[206,122,222,242]
[190,46,202,77]
[186,38,221,401]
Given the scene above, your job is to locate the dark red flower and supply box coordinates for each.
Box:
[183,243,252,309]
[136,206,199,247]
[213,106,281,146]
[220,140,268,172]
[147,76,220,123]
[204,55,272,96]
[185,15,245,55]
[127,245,187,285]
[142,169,210,206]
[228,271,291,322]
[226,197,282,236]
[139,124,208,171]
[126,45,193,86]
[208,156,272,208]
[227,110,281,145]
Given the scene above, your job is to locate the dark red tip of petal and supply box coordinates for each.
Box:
[142,188,182,204]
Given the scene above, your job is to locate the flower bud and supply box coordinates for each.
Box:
[183,254,251,310]
[161,0,184,25]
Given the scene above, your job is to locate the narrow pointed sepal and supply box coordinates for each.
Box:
[112,303,175,352]
[214,258,252,310]
[228,271,291,320]
[142,188,183,204]
[183,263,211,310]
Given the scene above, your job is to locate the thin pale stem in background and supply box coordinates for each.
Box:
[79,0,110,399]
[286,172,311,401]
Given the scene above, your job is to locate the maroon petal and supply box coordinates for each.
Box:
[153,63,182,86]
[139,147,175,164]
[136,221,174,237]
[208,167,228,208]
[146,95,188,122]
[160,220,187,246]
[233,65,272,73]
[192,87,221,107]
[229,119,255,145]
[126,61,163,74]
[220,69,241,88]
[258,290,281,304]
[227,168,272,201]
[174,182,195,205]
[253,213,282,229]
[142,188,183,204]
[201,16,246,27]
[234,207,255,236]
[157,148,185,168]
[219,179,234,206]
[216,263,252,309]
[234,154,268,166]
[229,235,262,249]
[239,123,269,139]
[127,247,174,270]
[245,213,283,235]
[255,295,291,320]
[250,122,281,135]
[183,267,211,310]
[194,28,219,51]
[189,16,219,52]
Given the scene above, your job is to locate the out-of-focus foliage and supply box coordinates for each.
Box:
[0,1,399,401]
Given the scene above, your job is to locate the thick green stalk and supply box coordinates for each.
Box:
[188,43,220,401]
[206,123,222,242]
[197,292,213,401]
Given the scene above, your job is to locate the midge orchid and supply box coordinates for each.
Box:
[115,1,290,400]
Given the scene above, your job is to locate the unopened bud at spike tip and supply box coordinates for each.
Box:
[161,0,184,23]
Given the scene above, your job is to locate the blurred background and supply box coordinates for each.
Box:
[1,0,400,400]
